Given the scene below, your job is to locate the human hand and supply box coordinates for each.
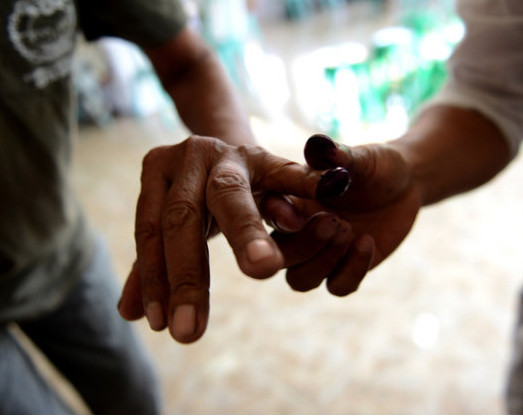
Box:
[117,135,351,343]
[280,134,423,296]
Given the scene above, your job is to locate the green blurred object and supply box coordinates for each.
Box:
[320,2,463,136]
[199,0,258,90]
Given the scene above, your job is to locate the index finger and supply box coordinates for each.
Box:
[246,148,351,201]
[206,159,284,279]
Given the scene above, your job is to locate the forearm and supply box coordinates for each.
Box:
[167,50,254,146]
[146,28,255,146]
[390,105,512,206]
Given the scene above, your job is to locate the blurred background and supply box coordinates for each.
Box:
[34,0,523,413]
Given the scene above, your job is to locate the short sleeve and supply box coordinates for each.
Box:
[425,0,523,158]
[76,0,188,49]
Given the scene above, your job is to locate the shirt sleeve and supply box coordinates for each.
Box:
[76,0,188,49]
[425,0,523,158]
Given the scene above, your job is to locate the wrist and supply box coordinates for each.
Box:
[388,105,512,206]
[387,139,427,207]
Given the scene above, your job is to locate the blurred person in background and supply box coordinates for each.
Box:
[0,0,355,413]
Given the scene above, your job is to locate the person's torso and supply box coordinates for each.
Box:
[0,0,93,321]
[0,0,187,321]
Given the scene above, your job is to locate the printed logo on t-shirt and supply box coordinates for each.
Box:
[7,0,77,88]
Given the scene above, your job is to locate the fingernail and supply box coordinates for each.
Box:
[273,220,296,233]
[304,134,338,169]
[315,216,339,240]
[246,239,275,263]
[356,235,374,253]
[172,304,197,340]
[316,167,352,200]
[145,301,166,331]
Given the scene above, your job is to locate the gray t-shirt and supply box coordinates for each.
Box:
[0,0,187,322]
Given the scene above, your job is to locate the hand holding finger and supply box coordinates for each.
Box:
[129,135,357,343]
[271,213,356,292]
[259,193,306,233]
[206,145,352,280]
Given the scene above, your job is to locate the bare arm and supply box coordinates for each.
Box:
[144,27,255,146]
[391,105,513,206]
[120,26,356,343]
[296,105,516,296]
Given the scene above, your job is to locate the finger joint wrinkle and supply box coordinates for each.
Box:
[161,202,200,231]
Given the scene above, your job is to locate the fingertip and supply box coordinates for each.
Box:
[326,234,374,297]
[245,239,272,262]
[326,276,360,297]
[286,269,324,292]
[356,234,375,256]
[118,298,145,321]
[240,238,283,279]
[117,297,126,319]
[145,301,167,331]
[118,268,145,321]
[169,304,208,344]
[304,134,337,169]
[170,304,197,343]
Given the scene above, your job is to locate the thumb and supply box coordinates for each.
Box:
[304,134,388,189]
[304,134,352,170]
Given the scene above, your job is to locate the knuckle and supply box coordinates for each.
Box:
[237,143,261,157]
[267,160,301,176]
[140,266,167,288]
[141,147,166,171]
[183,135,205,150]
[208,169,249,196]
[161,201,199,231]
[185,134,225,154]
[135,220,161,241]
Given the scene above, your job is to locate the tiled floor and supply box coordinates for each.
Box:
[32,1,523,414]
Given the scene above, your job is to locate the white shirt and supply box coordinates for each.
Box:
[429,0,523,158]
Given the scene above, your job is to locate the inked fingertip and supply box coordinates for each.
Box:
[304,134,338,169]
[316,167,352,200]
[307,133,336,145]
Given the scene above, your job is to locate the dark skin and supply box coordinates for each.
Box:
[119,134,353,343]
[120,23,512,345]
[273,105,512,298]
[117,27,357,343]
